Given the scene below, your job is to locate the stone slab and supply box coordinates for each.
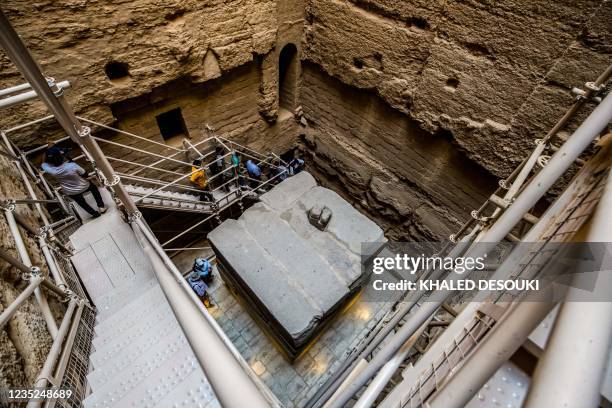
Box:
[209,171,387,357]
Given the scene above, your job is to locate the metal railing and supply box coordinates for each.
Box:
[310,64,612,408]
[0,114,94,408]
[0,8,278,407]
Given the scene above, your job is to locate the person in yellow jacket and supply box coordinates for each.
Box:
[190,158,214,201]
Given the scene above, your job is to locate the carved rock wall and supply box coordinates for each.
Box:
[301,0,611,238]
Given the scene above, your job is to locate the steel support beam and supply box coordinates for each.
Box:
[524,167,612,408]
[325,89,612,408]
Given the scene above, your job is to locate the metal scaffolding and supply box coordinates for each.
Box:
[309,64,612,408]
[1,4,610,408]
[0,8,279,407]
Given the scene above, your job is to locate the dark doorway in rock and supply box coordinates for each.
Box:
[105,61,130,81]
[278,43,299,113]
[156,108,189,145]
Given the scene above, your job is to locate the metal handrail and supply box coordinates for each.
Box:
[107,155,185,177]
[132,151,234,204]
[92,136,193,167]
[133,219,278,407]
[130,136,217,177]
[4,114,54,135]
[127,190,213,207]
[77,116,183,152]
[117,173,203,194]
[161,212,218,248]
[159,169,288,247]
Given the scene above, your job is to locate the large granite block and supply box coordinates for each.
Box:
[209,171,386,359]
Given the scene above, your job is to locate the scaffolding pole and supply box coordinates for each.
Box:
[0,9,138,215]
[325,90,612,408]
[3,208,59,338]
[523,168,612,408]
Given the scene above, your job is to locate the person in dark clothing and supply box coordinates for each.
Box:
[272,159,289,184]
[187,258,214,308]
[41,146,107,218]
[210,146,231,192]
[288,156,305,175]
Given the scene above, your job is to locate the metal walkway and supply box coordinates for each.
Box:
[63,196,218,407]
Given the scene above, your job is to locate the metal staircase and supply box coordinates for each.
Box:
[123,183,230,213]
[84,279,218,408]
[1,6,611,408]
[0,10,279,408]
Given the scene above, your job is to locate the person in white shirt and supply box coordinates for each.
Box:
[41,146,107,218]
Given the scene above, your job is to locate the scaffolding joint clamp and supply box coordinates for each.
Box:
[37,227,49,240]
[127,211,142,224]
[471,210,487,222]
[27,266,42,280]
[537,154,551,168]
[1,199,16,212]
[77,126,91,139]
[585,81,604,93]
[46,77,64,97]
[103,173,121,187]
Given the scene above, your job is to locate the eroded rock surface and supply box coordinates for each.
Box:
[301,0,611,238]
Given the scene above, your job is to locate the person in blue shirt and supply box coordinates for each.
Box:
[245,159,262,178]
[41,146,107,218]
[245,159,262,188]
[187,258,214,308]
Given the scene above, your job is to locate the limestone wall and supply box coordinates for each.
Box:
[301,62,498,240]
[301,0,611,238]
[0,0,304,152]
[303,0,610,176]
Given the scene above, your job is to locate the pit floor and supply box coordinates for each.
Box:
[172,245,401,407]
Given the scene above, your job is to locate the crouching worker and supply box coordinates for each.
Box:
[190,159,214,202]
[41,146,107,218]
[187,257,214,308]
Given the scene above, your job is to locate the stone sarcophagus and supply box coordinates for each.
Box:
[208,171,386,360]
